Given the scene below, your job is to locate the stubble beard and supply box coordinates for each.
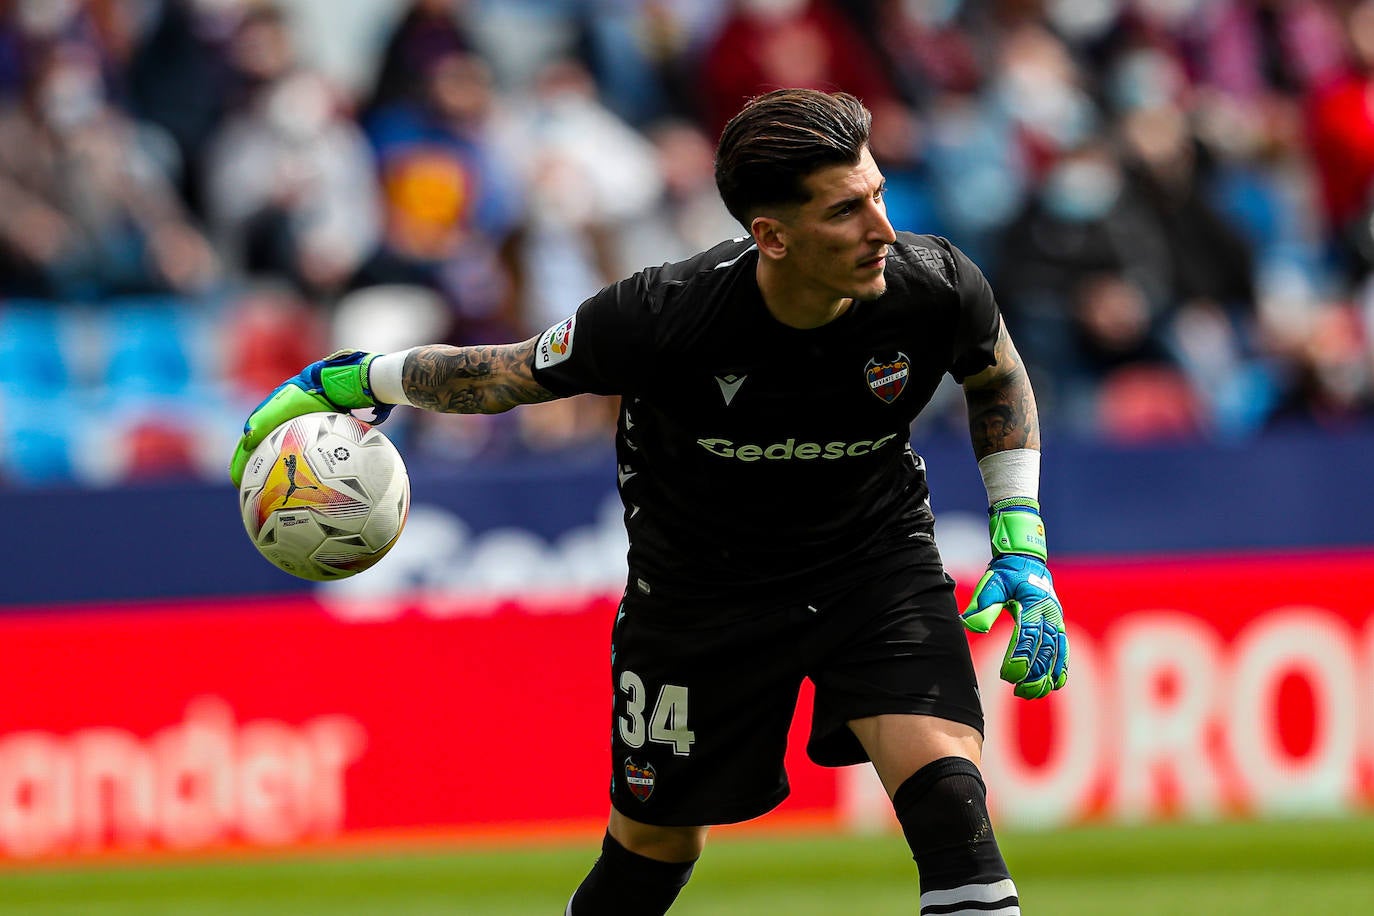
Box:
[854,278,887,302]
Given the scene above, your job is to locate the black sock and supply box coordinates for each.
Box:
[565,831,697,916]
[892,757,1019,915]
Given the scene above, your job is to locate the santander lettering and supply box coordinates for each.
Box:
[0,698,365,858]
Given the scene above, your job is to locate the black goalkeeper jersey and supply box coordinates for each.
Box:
[531,232,1001,603]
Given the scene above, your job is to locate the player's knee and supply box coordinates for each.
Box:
[892,756,1016,909]
[892,756,993,856]
[609,812,708,863]
[567,831,698,916]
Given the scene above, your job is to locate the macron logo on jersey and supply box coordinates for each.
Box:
[536,316,576,369]
[715,374,747,406]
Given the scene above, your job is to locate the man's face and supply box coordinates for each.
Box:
[774,146,897,302]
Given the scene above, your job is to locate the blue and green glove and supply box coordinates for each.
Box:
[960,497,1069,700]
[228,350,390,487]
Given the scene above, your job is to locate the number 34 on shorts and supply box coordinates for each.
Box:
[617,671,696,757]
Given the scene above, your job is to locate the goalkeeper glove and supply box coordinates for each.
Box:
[228,350,393,487]
[960,497,1069,700]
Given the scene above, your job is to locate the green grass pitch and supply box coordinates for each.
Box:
[3,817,1372,915]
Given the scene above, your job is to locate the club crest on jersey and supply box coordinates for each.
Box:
[624,758,656,802]
[865,353,911,404]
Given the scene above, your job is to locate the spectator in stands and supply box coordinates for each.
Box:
[0,40,218,299]
[1266,299,1374,428]
[695,0,903,136]
[1308,0,1374,279]
[365,0,476,118]
[1115,86,1266,435]
[615,117,746,270]
[852,0,984,110]
[495,57,662,332]
[222,3,295,111]
[994,140,1167,404]
[994,20,1100,180]
[490,57,667,452]
[7,0,1374,490]
[1192,0,1345,103]
[1115,82,1257,318]
[0,7,27,99]
[359,48,524,344]
[1065,271,1199,438]
[0,0,126,102]
[123,0,240,214]
[202,69,381,299]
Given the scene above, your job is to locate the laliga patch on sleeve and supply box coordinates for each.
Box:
[536,316,576,369]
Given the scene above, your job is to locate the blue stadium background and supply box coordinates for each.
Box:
[1,0,1371,598]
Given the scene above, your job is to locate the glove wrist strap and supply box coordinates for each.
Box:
[989,497,1047,561]
[320,356,378,408]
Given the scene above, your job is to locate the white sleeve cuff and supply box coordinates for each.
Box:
[368,349,417,406]
[977,448,1040,504]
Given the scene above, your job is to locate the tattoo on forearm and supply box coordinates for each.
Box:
[964,324,1041,459]
[402,338,557,414]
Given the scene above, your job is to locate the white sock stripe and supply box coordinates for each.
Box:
[920,879,1018,909]
[921,906,1020,916]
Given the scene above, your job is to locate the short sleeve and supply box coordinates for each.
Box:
[942,240,1002,382]
[530,273,650,397]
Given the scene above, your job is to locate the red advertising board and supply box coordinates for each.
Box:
[0,593,835,861]
[966,551,1374,829]
[2,550,1373,861]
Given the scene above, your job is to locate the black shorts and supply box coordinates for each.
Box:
[607,546,983,826]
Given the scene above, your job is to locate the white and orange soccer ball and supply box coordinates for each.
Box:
[238,412,410,581]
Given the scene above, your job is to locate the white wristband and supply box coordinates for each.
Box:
[368,349,417,406]
[977,448,1040,504]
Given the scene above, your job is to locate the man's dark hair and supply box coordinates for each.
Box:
[714,89,873,228]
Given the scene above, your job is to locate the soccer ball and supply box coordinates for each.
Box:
[239,412,410,581]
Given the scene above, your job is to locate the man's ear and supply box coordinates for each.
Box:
[751,216,787,261]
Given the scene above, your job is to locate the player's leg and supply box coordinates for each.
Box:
[609,808,709,861]
[848,713,1019,916]
[846,711,982,796]
[565,813,706,915]
[804,551,1018,915]
[566,595,807,914]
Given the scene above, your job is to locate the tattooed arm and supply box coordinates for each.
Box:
[401,337,558,414]
[229,339,558,485]
[960,318,1040,461]
[956,320,1067,702]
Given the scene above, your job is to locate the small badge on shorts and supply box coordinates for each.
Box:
[624,758,656,802]
[865,353,911,404]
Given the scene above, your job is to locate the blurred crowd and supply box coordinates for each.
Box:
[3,0,1374,485]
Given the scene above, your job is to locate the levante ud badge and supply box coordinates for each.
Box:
[625,758,656,802]
[865,353,911,404]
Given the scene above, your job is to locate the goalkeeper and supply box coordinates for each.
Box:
[231,89,1066,916]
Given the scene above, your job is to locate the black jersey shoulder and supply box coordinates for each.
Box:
[882,231,961,297]
[633,237,757,313]
[529,237,759,398]
[883,231,1001,381]
[635,237,757,301]
[627,236,759,348]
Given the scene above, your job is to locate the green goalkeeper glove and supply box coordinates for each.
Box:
[960,497,1069,700]
[228,350,392,487]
